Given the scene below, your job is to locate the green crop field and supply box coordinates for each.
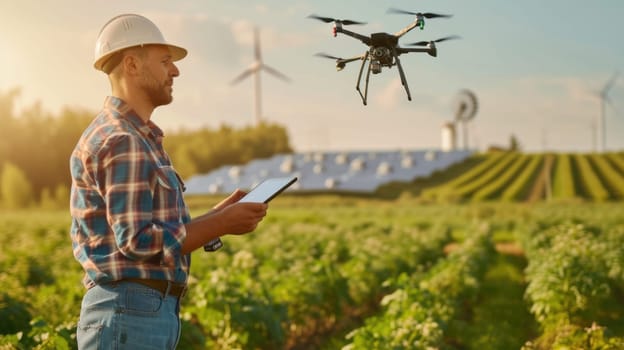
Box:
[2,151,624,349]
[389,151,624,203]
[2,195,624,349]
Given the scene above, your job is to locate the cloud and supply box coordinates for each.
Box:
[229,19,311,52]
[255,4,269,14]
[374,78,403,108]
[470,75,620,151]
[163,14,244,68]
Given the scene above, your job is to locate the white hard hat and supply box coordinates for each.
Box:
[94,14,187,72]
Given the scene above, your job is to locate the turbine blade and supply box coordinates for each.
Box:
[261,64,290,82]
[605,96,621,115]
[254,27,262,62]
[230,68,255,85]
[602,71,619,95]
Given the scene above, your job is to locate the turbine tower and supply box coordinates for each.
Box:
[596,71,619,152]
[231,27,290,125]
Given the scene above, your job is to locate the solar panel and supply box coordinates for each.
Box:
[184,149,473,195]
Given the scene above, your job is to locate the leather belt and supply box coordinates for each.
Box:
[120,278,187,298]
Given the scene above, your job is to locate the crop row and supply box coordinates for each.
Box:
[3,207,450,350]
[182,206,453,349]
[518,219,624,349]
[423,152,624,202]
[342,224,495,349]
[2,203,624,349]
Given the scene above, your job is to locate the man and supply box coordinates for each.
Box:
[70,14,268,349]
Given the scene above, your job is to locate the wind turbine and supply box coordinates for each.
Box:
[596,71,619,152]
[231,27,290,126]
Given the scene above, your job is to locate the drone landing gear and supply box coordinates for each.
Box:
[354,51,412,105]
[394,50,412,101]
[356,52,370,105]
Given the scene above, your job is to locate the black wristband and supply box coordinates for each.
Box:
[203,238,223,252]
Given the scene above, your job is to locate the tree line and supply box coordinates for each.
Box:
[0,88,292,209]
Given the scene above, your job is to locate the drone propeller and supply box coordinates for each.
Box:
[386,8,452,19]
[314,52,364,71]
[315,53,343,60]
[307,14,366,25]
[408,35,461,46]
[315,52,347,71]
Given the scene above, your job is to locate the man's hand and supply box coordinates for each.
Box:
[213,189,247,211]
[211,189,268,235]
[182,190,268,254]
[216,201,268,235]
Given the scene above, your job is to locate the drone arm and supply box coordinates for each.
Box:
[394,22,420,39]
[396,46,437,57]
[335,27,371,45]
[339,55,367,65]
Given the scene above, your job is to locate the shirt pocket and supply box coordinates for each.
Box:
[154,165,182,219]
[156,166,180,191]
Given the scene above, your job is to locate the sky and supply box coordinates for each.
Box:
[0,0,623,153]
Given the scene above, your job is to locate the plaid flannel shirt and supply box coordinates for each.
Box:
[70,96,191,288]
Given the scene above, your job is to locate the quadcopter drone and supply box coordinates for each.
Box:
[309,8,459,105]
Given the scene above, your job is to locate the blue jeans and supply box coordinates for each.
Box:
[76,281,182,349]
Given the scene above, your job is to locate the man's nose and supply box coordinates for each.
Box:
[170,63,180,77]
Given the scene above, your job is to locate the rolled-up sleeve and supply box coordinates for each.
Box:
[99,132,186,265]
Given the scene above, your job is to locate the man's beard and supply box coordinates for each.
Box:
[140,69,173,107]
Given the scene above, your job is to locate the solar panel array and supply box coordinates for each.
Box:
[184,149,473,195]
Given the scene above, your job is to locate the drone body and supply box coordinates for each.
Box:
[309,8,458,105]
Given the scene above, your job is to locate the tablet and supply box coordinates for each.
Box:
[204,176,297,252]
[239,176,298,203]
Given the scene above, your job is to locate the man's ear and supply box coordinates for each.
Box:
[122,53,142,76]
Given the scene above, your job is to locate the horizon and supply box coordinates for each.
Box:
[1,0,622,153]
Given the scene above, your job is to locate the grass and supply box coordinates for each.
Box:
[456,252,538,349]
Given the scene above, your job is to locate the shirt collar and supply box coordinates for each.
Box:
[103,96,165,141]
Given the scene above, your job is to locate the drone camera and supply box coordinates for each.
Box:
[372,47,385,58]
[336,62,345,71]
[371,61,382,74]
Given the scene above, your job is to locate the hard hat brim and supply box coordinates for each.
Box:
[93,43,188,72]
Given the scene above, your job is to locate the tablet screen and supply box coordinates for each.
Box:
[239,176,297,203]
